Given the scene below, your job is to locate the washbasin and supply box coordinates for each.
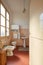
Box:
[21,36,28,48]
[21,36,28,39]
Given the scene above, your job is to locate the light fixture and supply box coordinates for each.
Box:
[23,0,26,13]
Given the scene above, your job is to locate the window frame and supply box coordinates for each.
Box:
[0,3,10,37]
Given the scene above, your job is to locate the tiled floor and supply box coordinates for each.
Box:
[7,48,29,65]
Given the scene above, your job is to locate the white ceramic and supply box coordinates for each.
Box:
[11,41,16,46]
[21,36,28,48]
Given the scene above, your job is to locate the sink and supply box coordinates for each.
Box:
[21,36,28,39]
[21,36,28,48]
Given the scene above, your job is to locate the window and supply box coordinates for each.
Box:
[0,4,9,36]
[40,13,43,29]
[1,27,5,36]
[6,28,9,36]
[6,12,9,36]
[1,4,5,17]
[1,15,5,26]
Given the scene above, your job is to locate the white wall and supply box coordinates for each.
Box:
[11,0,29,29]
[30,0,43,65]
[12,12,29,29]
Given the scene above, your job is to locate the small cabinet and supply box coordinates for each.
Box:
[0,50,6,65]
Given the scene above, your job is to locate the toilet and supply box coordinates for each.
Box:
[6,46,16,56]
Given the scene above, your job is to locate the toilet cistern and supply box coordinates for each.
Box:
[11,41,16,48]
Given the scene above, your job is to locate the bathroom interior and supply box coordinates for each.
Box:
[0,0,29,65]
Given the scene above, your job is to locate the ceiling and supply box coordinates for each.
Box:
[2,0,30,14]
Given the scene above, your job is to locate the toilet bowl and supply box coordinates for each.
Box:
[6,46,16,56]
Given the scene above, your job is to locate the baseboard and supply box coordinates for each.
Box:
[16,45,29,48]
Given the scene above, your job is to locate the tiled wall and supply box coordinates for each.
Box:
[10,28,29,46]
